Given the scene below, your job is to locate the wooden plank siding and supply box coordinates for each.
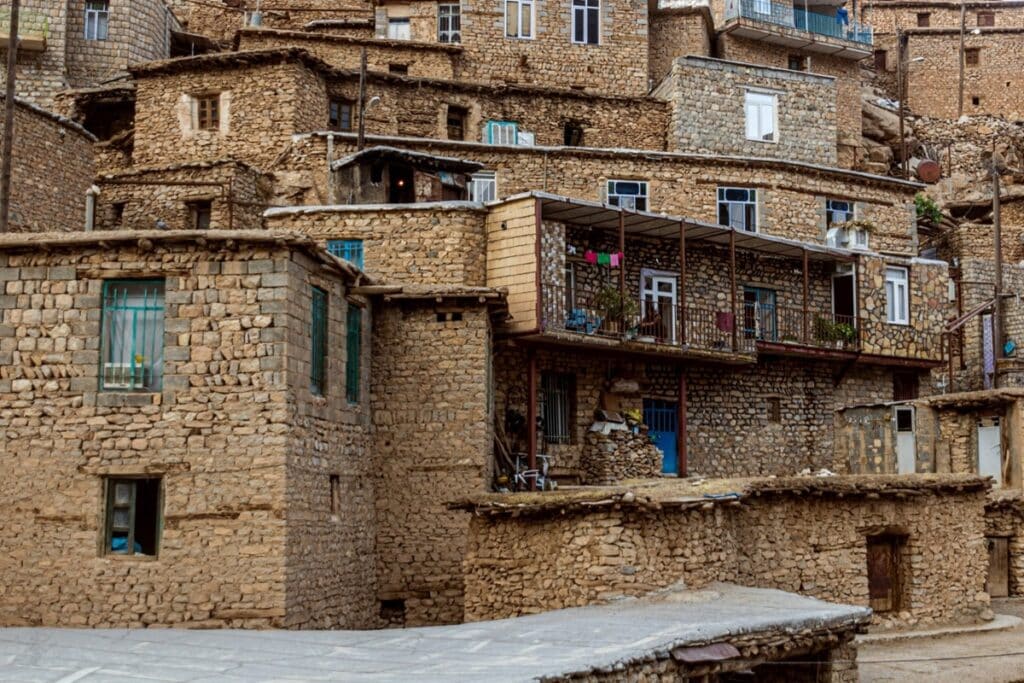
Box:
[486,197,539,334]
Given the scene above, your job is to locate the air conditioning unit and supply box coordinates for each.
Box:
[103,363,147,390]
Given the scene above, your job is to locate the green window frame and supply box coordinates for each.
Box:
[327,239,364,269]
[104,477,163,557]
[311,286,328,396]
[100,280,165,392]
[346,305,362,403]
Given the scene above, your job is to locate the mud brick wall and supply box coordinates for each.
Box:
[0,237,375,628]
[264,205,489,285]
[660,56,838,166]
[1,98,95,233]
[906,29,1024,119]
[95,161,268,232]
[132,58,328,169]
[305,136,920,255]
[717,35,862,161]
[371,301,493,626]
[237,29,460,80]
[462,485,991,628]
[863,1,1024,33]
[64,0,171,87]
[648,10,712,85]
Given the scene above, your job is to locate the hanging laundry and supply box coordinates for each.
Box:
[597,252,611,266]
[584,250,598,264]
[609,253,620,267]
[566,245,577,255]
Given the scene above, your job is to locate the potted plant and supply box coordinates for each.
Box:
[593,285,639,334]
[834,322,857,346]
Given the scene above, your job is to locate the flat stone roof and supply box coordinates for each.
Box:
[0,584,869,682]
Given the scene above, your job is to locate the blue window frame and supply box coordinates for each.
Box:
[327,239,364,269]
[346,306,362,403]
[100,280,165,392]
[311,286,328,396]
[743,286,777,341]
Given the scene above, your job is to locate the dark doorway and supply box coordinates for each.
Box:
[387,164,416,203]
[893,372,920,401]
[832,271,855,320]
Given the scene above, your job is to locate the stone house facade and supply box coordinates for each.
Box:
[0,230,376,628]
[1,0,176,107]
[0,95,95,233]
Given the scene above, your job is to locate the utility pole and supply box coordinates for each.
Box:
[958,0,966,117]
[0,0,20,233]
[356,46,367,151]
[896,28,908,179]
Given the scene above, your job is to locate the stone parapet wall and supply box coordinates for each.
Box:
[462,479,992,629]
[264,204,488,285]
[661,56,838,166]
[2,98,95,233]
[581,428,664,484]
[864,2,1024,34]
[648,10,712,85]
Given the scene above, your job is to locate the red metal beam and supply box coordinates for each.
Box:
[678,371,688,477]
[729,230,738,352]
[679,220,687,345]
[618,211,626,335]
[802,249,810,345]
[527,348,538,489]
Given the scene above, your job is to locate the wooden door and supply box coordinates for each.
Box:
[867,536,899,612]
[987,537,1010,598]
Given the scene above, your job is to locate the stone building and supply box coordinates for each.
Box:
[0,0,177,106]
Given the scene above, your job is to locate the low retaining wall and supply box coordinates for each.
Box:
[461,475,991,629]
[580,428,663,485]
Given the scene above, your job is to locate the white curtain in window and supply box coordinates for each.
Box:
[744,92,776,142]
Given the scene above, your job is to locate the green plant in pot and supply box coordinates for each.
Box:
[593,285,639,330]
[834,322,856,345]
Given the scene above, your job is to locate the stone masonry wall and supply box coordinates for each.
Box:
[64,0,171,87]
[371,301,493,626]
[863,1,1024,34]
[264,205,489,286]
[581,429,663,484]
[175,0,372,44]
[906,30,1024,119]
[462,485,991,628]
[2,98,95,233]
[0,0,69,106]
[0,237,375,628]
[132,58,328,169]
[661,56,838,166]
[648,10,711,84]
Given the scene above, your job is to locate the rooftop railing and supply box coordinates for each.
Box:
[726,0,873,45]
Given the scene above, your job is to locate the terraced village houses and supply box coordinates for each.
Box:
[0,0,1023,679]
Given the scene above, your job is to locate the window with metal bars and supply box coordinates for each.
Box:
[194,94,220,130]
[104,478,162,556]
[100,280,165,392]
[541,372,574,444]
[327,239,364,269]
[311,286,328,396]
[346,306,362,403]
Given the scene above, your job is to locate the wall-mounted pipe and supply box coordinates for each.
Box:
[84,185,100,232]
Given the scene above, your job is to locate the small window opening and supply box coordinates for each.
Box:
[436,312,448,323]
[972,95,981,106]
[112,202,126,226]
[966,48,980,67]
[916,12,930,26]
[388,63,409,75]
[194,94,220,130]
[329,98,354,132]
[873,49,887,71]
[563,121,584,146]
[451,311,463,321]
[977,11,995,26]
[767,397,781,423]
[787,54,807,71]
[380,598,406,625]
[329,474,341,515]
[188,200,212,230]
[447,105,468,141]
[104,477,162,556]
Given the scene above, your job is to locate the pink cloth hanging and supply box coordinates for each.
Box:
[584,250,598,264]
[609,253,620,267]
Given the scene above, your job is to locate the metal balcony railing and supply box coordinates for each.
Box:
[726,0,873,45]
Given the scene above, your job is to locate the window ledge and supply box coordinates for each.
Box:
[102,553,159,562]
[96,391,160,407]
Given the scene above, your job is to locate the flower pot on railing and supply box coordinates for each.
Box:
[593,286,639,337]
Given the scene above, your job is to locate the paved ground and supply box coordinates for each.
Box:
[0,584,867,682]
[859,619,1024,682]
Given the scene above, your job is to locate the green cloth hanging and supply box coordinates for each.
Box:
[597,252,611,265]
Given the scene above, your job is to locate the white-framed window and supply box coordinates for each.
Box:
[505,0,535,38]
[438,3,461,43]
[825,199,868,250]
[885,266,909,325]
[717,187,758,232]
[606,180,648,211]
[85,1,110,41]
[572,0,600,45]
[744,91,777,143]
[387,17,411,40]
[486,120,518,145]
[469,171,497,202]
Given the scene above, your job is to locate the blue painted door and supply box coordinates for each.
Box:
[643,398,679,475]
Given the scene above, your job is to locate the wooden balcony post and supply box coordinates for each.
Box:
[527,348,538,489]
[678,370,688,477]
[730,229,738,352]
[618,210,626,337]
[802,249,810,344]
[679,220,687,345]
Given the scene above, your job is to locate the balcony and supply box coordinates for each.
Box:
[0,9,49,52]
[723,0,872,59]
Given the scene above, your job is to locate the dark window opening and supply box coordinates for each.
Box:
[873,49,887,71]
[329,98,354,131]
[447,106,468,140]
[895,407,914,432]
[451,311,463,321]
[329,474,340,515]
[787,54,807,71]
[105,477,162,556]
[767,397,781,423]
[977,11,995,27]
[893,372,919,401]
[436,312,448,323]
[388,63,409,75]
[916,12,930,26]
[972,95,981,106]
[387,164,416,203]
[380,598,406,625]
[966,48,980,67]
[82,100,134,140]
[187,200,212,230]
[541,372,575,445]
[112,202,127,226]
[310,286,328,396]
[563,121,584,146]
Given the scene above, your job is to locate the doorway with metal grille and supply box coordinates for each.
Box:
[643,398,678,475]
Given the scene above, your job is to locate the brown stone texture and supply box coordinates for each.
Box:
[863,1,1024,34]
[0,233,376,628]
[173,0,372,44]
[371,301,493,626]
[717,35,863,156]
[986,494,1024,597]
[1,97,95,233]
[95,161,268,232]
[657,55,838,166]
[264,205,488,285]
[648,9,712,85]
[462,481,992,629]
[906,29,1024,119]
[581,429,664,485]
[131,55,328,169]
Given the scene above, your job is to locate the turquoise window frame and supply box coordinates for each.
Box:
[311,286,329,396]
[99,279,165,392]
[346,306,362,404]
[486,120,518,145]
[327,239,364,270]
